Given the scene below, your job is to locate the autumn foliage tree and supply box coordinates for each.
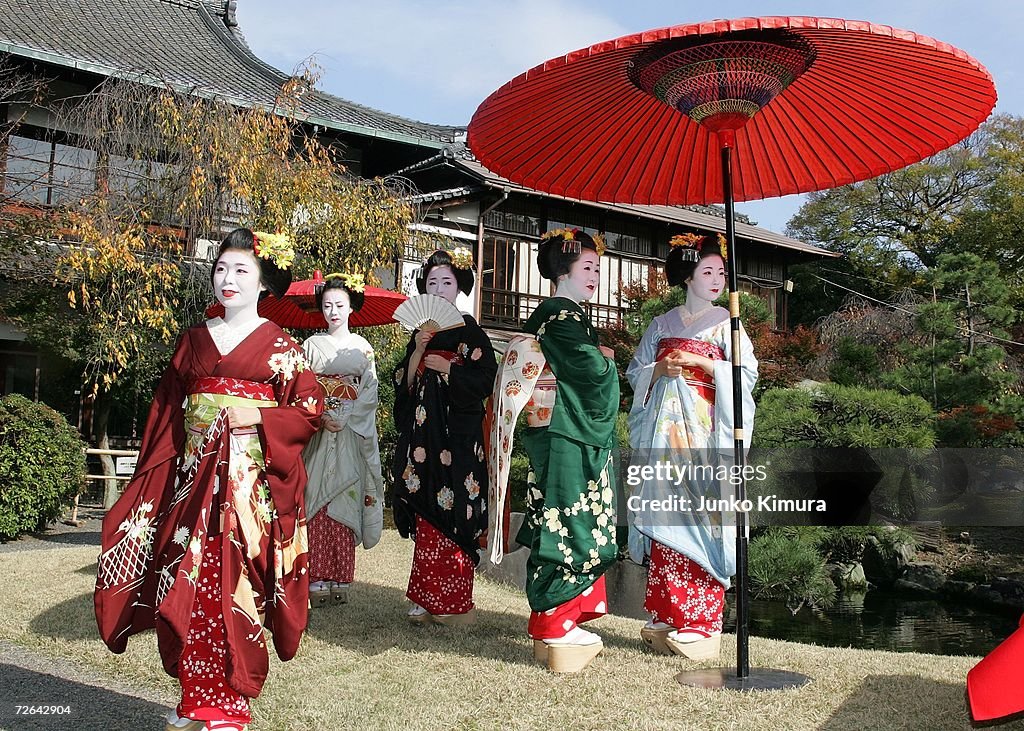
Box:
[6,71,414,504]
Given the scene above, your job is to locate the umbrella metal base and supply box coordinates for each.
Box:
[675,667,811,691]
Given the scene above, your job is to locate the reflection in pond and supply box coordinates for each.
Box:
[724,592,1021,656]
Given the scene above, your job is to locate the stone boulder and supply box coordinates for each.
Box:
[989,577,1024,610]
[894,562,946,595]
[862,534,916,588]
[829,562,868,591]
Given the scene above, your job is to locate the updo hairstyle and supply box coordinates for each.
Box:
[665,236,726,288]
[213,227,291,299]
[537,230,600,281]
[415,250,474,295]
[316,276,365,312]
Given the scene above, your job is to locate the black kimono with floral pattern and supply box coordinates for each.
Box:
[391,314,497,560]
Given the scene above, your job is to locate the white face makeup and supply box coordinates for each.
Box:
[558,249,601,303]
[685,254,726,306]
[321,287,352,335]
[213,249,265,313]
[425,264,459,304]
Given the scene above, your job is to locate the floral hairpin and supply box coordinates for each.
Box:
[541,228,606,256]
[669,232,729,263]
[449,247,474,271]
[252,231,295,270]
[324,272,365,293]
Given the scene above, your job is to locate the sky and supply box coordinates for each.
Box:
[234,1,1023,235]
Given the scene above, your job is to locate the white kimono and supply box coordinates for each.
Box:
[626,306,758,587]
[302,333,384,547]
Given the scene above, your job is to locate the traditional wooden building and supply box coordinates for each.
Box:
[396,147,834,331]
[0,0,836,408]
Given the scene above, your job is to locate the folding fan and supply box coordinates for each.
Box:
[393,294,465,332]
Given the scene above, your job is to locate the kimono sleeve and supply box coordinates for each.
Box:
[626,317,662,413]
[348,338,379,440]
[116,331,188,492]
[448,316,497,410]
[539,313,619,449]
[711,320,758,451]
[260,348,323,518]
[392,334,418,426]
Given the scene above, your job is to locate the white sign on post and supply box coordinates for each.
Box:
[115,456,137,476]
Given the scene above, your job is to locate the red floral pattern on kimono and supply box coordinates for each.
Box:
[94,321,321,699]
[645,541,725,633]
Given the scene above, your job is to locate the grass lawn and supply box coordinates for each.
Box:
[1,531,1020,731]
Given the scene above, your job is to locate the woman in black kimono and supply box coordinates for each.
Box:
[391,249,497,625]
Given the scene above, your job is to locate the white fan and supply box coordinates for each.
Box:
[393,294,465,332]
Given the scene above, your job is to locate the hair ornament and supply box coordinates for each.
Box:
[324,271,365,293]
[541,227,606,256]
[449,246,474,271]
[669,232,728,263]
[252,231,295,270]
[541,227,579,254]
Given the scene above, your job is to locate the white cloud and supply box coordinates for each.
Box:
[237,0,627,107]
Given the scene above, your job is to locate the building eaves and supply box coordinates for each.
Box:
[453,156,838,258]
[406,185,486,205]
[0,0,463,147]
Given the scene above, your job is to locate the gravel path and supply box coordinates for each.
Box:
[0,505,104,555]
[0,505,174,730]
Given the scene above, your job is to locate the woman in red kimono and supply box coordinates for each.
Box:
[391,249,496,626]
[94,228,322,731]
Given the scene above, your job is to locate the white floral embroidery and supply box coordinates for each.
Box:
[172,526,189,547]
[268,348,307,382]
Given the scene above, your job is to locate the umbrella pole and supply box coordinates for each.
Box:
[720,138,750,679]
[675,135,810,692]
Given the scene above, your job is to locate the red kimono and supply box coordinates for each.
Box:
[94,321,321,703]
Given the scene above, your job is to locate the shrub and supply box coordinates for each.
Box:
[749,527,836,612]
[748,386,934,610]
[829,337,881,387]
[0,394,87,539]
[754,384,936,449]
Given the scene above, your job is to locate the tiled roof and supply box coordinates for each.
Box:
[0,0,464,146]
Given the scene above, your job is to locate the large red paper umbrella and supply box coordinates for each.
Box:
[206,271,407,329]
[468,16,996,690]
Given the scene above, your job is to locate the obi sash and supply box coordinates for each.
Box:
[523,364,557,428]
[316,374,359,408]
[185,377,278,434]
[656,337,725,404]
[416,349,464,377]
[189,376,276,401]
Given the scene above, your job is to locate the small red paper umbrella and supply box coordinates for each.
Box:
[206,271,407,329]
[468,16,996,690]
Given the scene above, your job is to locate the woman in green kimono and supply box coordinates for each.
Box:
[516,229,619,673]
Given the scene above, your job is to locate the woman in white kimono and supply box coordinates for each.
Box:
[626,234,758,660]
[302,274,384,606]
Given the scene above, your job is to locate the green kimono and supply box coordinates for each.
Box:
[516,297,620,612]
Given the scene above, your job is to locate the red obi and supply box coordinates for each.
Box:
[189,376,275,401]
[655,338,725,404]
[316,375,359,404]
[417,349,464,376]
